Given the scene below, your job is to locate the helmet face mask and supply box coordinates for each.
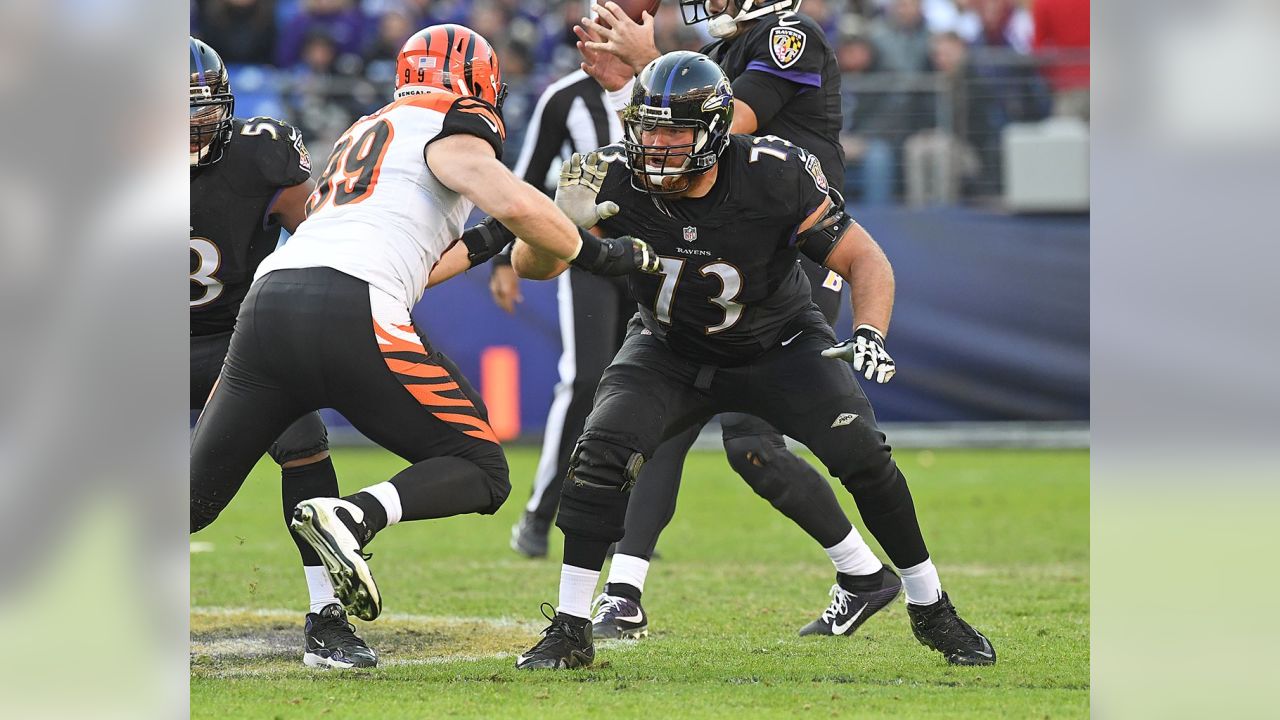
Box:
[677,0,803,38]
[394,24,508,112]
[622,52,734,196]
[189,37,235,167]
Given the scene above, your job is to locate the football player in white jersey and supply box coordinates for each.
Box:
[191,24,659,628]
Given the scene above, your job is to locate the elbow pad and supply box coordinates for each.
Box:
[461,216,516,268]
[796,190,855,266]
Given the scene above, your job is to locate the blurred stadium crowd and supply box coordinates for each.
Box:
[191,0,1088,205]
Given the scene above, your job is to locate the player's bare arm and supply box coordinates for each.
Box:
[427,134,586,261]
[429,135,658,282]
[729,100,759,134]
[802,198,895,336]
[800,197,898,384]
[269,178,317,234]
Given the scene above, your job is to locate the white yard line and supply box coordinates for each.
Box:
[191,605,540,628]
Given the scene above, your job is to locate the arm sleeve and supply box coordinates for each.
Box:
[430,97,507,161]
[734,19,827,127]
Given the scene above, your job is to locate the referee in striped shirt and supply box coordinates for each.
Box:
[492,68,640,557]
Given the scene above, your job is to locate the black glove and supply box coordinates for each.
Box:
[460,216,516,268]
[569,228,660,276]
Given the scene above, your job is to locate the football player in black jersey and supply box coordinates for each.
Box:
[189,37,376,669]
[574,1,890,641]
[515,53,994,670]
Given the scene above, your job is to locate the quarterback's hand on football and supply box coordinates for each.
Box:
[556,152,620,229]
[570,233,660,276]
[579,3,660,75]
[574,23,637,92]
[822,325,897,384]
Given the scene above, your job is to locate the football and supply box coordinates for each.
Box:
[601,0,661,24]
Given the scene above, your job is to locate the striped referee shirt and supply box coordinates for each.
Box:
[512,70,624,195]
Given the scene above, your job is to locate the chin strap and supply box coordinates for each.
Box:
[708,0,799,38]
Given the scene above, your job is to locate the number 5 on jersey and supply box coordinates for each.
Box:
[306,119,395,215]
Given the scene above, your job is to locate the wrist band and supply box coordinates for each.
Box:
[607,78,635,112]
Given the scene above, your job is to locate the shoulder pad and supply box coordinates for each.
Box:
[232,116,312,187]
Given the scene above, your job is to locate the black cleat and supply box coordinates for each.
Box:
[908,592,996,666]
[509,511,550,558]
[303,603,378,669]
[515,603,595,670]
[290,498,382,621]
[591,593,649,639]
[799,566,902,637]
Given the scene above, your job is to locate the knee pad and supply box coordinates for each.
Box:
[555,434,645,543]
[723,433,790,502]
[831,426,898,494]
[268,412,330,466]
[191,496,224,534]
[484,460,512,514]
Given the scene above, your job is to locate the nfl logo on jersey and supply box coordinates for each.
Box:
[683,226,698,242]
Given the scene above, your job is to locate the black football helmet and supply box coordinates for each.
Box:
[190,37,235,167]
[678,0,803,37]
[621,51,734,195]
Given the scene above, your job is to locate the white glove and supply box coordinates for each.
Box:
[555,151,620,229]
[822,324,897,384]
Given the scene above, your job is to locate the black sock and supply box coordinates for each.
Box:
[604,582,642,603]
[837,567,890,593]
[281,456,339,565]
[344,491,388,543]
[563,536,612,571]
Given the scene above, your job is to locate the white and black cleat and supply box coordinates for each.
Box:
[799,566,902,637]
[290,498,382,621]
[303,603,378,669]
[591,593,649,640]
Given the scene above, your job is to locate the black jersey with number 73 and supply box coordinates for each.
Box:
[594,134,837,366]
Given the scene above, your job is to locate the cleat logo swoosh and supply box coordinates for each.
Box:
[973,650,993,658]
[610,612,644,623]
[831,604,867,635]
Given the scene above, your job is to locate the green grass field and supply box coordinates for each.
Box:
[191,446,1088,719]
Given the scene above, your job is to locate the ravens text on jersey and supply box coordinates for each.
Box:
[594,133,834,366]
[190,116,312,336]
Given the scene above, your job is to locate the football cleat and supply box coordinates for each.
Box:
[799,566,902,637]
[516,603,595,670]
[907,592,997,666]
[591,593,649,639]
[290,498,382,621]
[303,603,378,669]
[509,511,550,558]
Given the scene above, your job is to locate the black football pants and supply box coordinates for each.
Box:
[616,258,856,560]
[556,312,930,573]
[191,268,509,533]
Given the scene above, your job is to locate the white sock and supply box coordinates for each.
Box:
[605,554,651,593]
[304,566,340,614]
[824,528,884,576]
[361,481,403,526]
[899,557,943,605]
[557,564,600,620]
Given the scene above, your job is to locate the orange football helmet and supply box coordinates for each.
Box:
[394,24,507,111]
